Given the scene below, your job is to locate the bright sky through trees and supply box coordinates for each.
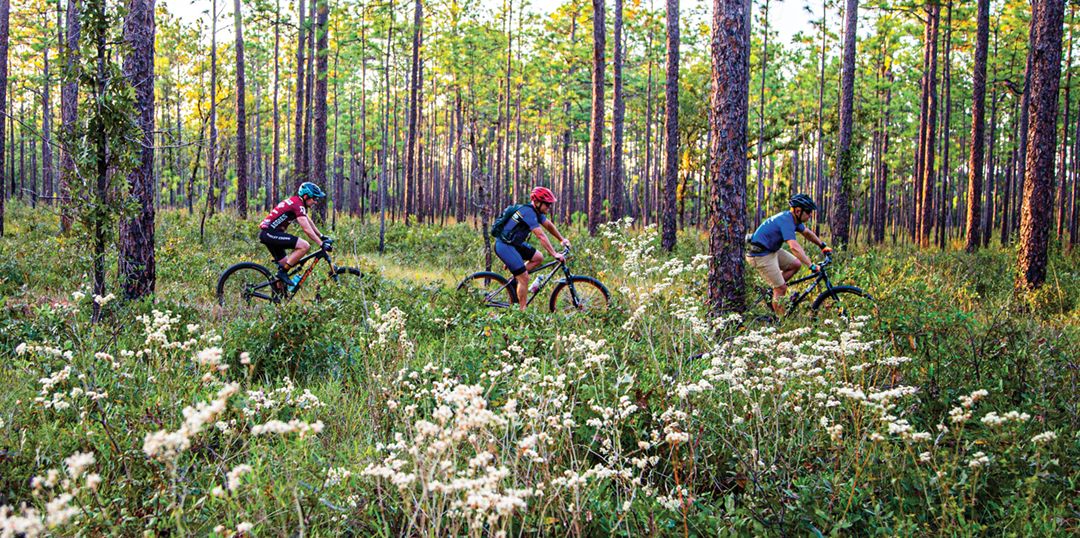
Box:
[164,0,817,46]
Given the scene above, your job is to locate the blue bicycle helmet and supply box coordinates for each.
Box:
[297,182,327,200]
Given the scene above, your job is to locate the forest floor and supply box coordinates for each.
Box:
[1,203,1078,536]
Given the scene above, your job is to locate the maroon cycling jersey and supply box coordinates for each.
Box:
[260,195,308,231]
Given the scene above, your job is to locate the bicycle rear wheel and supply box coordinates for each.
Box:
[549,276,610,313]
[457,271,516,308]
[810,285,877,324]
[217,262,279,316]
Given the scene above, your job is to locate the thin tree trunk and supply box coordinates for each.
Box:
[965,0,990,251]
[755,0,769,227]
[610,0,626,221]
[42,19,53,205]
[208,0,219,219]
[588,0,605,234]
[404,0,422,224]
[59,0,78,234]
[292,0,307,186]
[918,4,940,247]
[234,0,248,218]
[937,2,952,250]
[661,0,680,250]
[312,0,329,203]
[0,0,6,236]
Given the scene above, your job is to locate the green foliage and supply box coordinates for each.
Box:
[0,205,1077,535]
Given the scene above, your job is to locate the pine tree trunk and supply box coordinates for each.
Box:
[312,0,329,204]
[378,7,393,253]
[965,0,989,251]
[404,0,421,224]
[292,0,307,186]
[755,0,769,228]
[1057,7,1074,240]
[936,2,952,250]
[207,0,218,220]
[609,0,626,222]
[1017,0,1066,290]
[918,4,940,247]
[234,0,248,218]
[119,0,156,299]
[42,27,53,205]
[814,0,827,226]
[661,0,679,251]
[0,0,6,236]
[708,0,749,314]
[588,0,605,234]
[831,0,858,246]
[59,0,78,234]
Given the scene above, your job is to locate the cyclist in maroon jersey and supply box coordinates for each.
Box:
[260,182,332,286]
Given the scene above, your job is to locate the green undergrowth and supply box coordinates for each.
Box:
[0,202,1077,536]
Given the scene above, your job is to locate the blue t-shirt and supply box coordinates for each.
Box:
[498,204,547,245]
[748,211,805,257]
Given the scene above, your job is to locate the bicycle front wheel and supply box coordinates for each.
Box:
[810,285,877,324]
[549,276,610,313]
[312,266,369,302]
[457,272,516,308]
[217,262,279,315]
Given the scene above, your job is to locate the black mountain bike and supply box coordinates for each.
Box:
[216,247,364,315]
[457,247,610,312]
[753,255,876,322]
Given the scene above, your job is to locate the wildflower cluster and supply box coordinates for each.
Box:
[0,451,99,537]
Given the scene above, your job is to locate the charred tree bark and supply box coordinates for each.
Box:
[831,0,858,246]
[588,0,605,234]
[119,0,156,299]
[708,0,749,314]
[59,0,78,234]
[661,0,680,251]
[0,0,7,236]
[234,0,248,218]
[1017,0,1066,290]
[404,0,422,224]
[312,0,329,202]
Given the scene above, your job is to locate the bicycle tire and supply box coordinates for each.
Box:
[217,262,279,314]
[457,271,517,307]
[548,276,610,313]
[810,285,877,323]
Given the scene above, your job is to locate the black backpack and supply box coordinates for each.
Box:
[490,204,526,241]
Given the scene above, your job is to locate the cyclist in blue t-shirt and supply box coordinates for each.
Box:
[746,194,832,315]
[494,187,572,311]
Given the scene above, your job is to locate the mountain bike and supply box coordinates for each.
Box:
[216,246,364,316]
[752,255,876,323]
[457,246,610,312]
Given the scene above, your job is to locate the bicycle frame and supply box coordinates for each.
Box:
[778,259,837,316]
[246,249,338,301]
[482,250,575,307]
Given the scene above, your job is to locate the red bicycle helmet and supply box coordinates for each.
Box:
[530,186,557,204]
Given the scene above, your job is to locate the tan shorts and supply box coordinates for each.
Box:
[746,249,800,288]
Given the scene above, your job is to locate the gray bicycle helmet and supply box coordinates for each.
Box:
[789,193,817,212]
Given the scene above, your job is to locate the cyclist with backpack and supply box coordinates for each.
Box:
[746,194,832,315]
[260,182,333,289]
[492,187,572,311]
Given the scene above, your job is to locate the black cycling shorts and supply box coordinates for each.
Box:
[495,240,538,276]
[259,229,299,262]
